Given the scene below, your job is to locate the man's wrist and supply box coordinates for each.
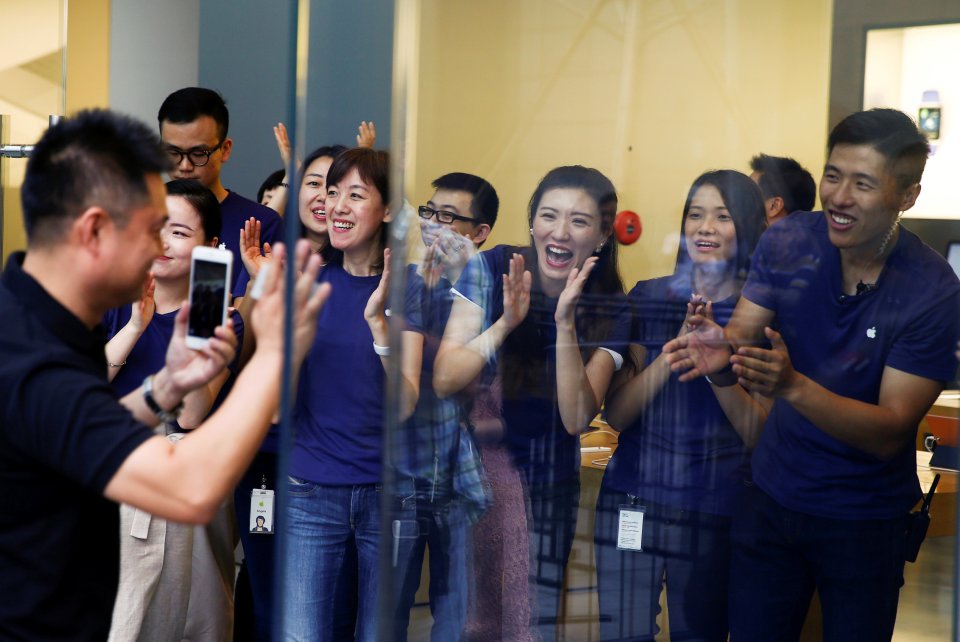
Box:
[143,372,184,424]
[780,371,806,404]
[150,368,186,411]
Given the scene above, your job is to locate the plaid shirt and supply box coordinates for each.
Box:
[393,265,490,523]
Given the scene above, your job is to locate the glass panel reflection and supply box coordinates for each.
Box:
[376,3,958,642]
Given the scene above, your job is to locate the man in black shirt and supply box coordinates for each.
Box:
[0,109,327,640]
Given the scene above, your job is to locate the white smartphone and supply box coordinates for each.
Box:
[186,246,233,350]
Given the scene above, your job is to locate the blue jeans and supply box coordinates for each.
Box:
[729,483,909,642]
[283,480,381,642]
[393,500,469,641]
[594,482,732,642]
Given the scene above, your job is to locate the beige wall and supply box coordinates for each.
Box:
[1,0,108,262]
[66,0,110,114]
[406,0,833,284]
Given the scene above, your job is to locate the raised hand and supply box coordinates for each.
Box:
[555,256,597,328]
[130,273,156,333]
[422,242,443,290]
[251,240,329,363]
[731,326,797,397]
[676,294,707,338]
[424,227,475,288]
[239,217,273,279]
[501,253,532,331]
[364,248,391,341]
[356,121,376,148]
[164,304,238,396]
[273,122,291,169]
[662,308,731,382]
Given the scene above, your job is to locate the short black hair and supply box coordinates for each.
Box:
[322,148,391,269]
[165,179,222,243]
[326,147,390,204]
[21,109,170,247]
[827,108,930,191]
[749,153,816,213]
[158,87,230,141]
[257,169,286,203]
[431,172,500,229]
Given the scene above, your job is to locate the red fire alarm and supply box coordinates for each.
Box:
[614,210,642,245]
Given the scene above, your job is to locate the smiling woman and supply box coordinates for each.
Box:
[101,179,243,641]
[432,165,629,641]
[596,169,768,642]
[284,147,426,641]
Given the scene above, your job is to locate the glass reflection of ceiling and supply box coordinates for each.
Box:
[0,50,64,117]
[0,0,64,119]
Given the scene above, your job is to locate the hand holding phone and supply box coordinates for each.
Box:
[187,246,233,350]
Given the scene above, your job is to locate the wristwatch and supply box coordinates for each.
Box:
[142,374,183,425]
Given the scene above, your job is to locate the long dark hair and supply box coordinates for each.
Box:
[319,147,390,270]
[674,170,767,286]
[503,165,626,398]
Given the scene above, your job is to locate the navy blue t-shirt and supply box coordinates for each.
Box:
[220,190,283,298]
[603,273,750,515]
[457,244,626,484]
[292,262,421,485]
[102,305,244,428]
[744,212,960,519]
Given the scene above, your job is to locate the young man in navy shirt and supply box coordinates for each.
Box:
[158,87,283,298]
[0,109,326,641]
[665,108,960,640]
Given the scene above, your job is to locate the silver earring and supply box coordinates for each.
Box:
[595,242,605,254]
[529,228,534,235]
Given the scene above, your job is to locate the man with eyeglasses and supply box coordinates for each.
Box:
[158,87,282,298]
[394,173,499,641]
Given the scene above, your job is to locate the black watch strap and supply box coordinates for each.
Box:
[142,375,183,424]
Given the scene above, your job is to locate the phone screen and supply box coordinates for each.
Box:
[189,259,228,339]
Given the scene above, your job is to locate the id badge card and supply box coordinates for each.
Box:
[617,504,645,551]
[250,489,275,535]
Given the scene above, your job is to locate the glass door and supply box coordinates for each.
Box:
[0,0,67,263]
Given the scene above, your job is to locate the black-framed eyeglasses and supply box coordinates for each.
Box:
[418,205,476,225]
[165,141,224,167]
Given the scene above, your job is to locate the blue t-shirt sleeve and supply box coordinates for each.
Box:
[452,253,487,306]
[401,269,424,334]
[741,229,779,311]
[233,267,250,299]
[102,306,132,340]
[229,308,245,373]
[259,212,284,245]
[603,290,634,358]
[887,281,960,382]
[453,246,505,329]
